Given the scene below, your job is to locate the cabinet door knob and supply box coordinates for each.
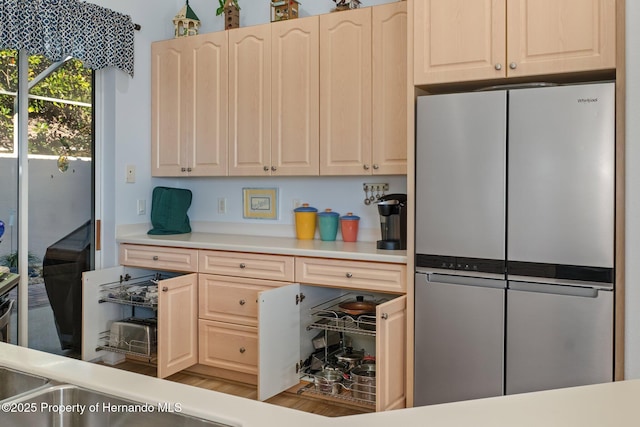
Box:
[345,272,353,278]
[239,263,246,269]
[239,299,246,306]
[363,164,370,170]
[372,164,379,170]
[263,166,269,172]
[162,286,168,292]
[495,63,502,70]
[509,62,517,70]
[381,313,388,320]
[239,347,246,354]
[271,166,277,172]
[152,256,159,261]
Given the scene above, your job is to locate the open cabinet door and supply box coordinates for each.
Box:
[157,274,198,378]
[82,266,125,362]
[376,295,407,411]
[81,266,150,362]
[258,284,300,401]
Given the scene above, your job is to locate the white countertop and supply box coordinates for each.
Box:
[117,232,407,264]
[3,343,640,426]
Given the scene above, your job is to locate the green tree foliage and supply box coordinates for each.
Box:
[0,49,92,157]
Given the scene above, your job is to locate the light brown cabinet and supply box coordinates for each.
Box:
[225,18,321,176]
[414,0,616,85]
[296,257,407,294]
[319,7,372,176]
[81,266,198,380]
[320,2,407,175]
[197,250,293,382]
[372,2,408,175]
[119,244,198,272]
[151,32,228,176]
[228,23,273,176]
[91,243,407,411]
[270,16,321,176]
[259,284,407,411]
[157,274,199,378]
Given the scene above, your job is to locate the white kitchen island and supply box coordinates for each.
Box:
[1,342,640,427]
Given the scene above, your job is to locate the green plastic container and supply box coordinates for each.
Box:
[318,209,340,241]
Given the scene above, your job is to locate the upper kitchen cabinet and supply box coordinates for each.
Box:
[320,8,372,176]
[229,17,320,176]
[320,3,407,175]
[372,2,408,175]
[151,32,228,176]
[414,0,616,86]
[506,0,616,78]
[271,16,320,176]
[228,23,273,176]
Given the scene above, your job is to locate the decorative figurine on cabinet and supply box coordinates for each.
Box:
[173,0,201,38]
[217,0,241,30]
[271,0,300,22]
[333,0,360,11]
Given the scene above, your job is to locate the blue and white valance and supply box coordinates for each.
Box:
[0,0,135,76]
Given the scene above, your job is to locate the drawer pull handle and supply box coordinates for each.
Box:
[239,263,246,269]
[381,313,388,320]
[162,287,168,292]
[239,299,246,306]
[153,256,159,261]
[345,272,353,278]
[239,347,246,354]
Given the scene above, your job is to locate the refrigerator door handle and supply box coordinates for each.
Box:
[424,273,506,289]
[508,281,606,298]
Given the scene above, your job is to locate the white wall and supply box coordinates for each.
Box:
[0,157,92,263]
[625,2,640,380]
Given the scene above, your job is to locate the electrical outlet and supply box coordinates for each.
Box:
[126,165,136,183]
[218,198,227,214]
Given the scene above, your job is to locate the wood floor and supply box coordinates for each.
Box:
[110,361,372,418]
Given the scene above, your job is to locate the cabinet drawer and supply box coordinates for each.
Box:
[198,320,257,374]
[199,275,282,326]
[296,257,407,293]
[119,244,198,272]
[199,250,294,282]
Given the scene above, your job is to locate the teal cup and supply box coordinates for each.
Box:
[318,209,340,241]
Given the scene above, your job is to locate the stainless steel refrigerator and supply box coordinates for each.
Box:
[414,83,615,406]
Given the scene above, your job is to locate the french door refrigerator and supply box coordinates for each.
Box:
[414,83,615,407]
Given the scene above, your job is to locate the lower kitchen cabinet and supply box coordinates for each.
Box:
[81,266,198,379]
[198,274,286,381]
[87,244,407,412]
[258,284,407,411]
[199,320,258,375]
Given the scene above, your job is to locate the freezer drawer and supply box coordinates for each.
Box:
[506,282,613,395]
[414,273,505,406]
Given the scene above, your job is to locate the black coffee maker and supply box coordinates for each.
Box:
[376,194,407,250]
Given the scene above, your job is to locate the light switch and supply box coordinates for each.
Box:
[137,199,146,215]
[218,198,227,214]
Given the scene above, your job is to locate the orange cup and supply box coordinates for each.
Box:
[340,212,360,242]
